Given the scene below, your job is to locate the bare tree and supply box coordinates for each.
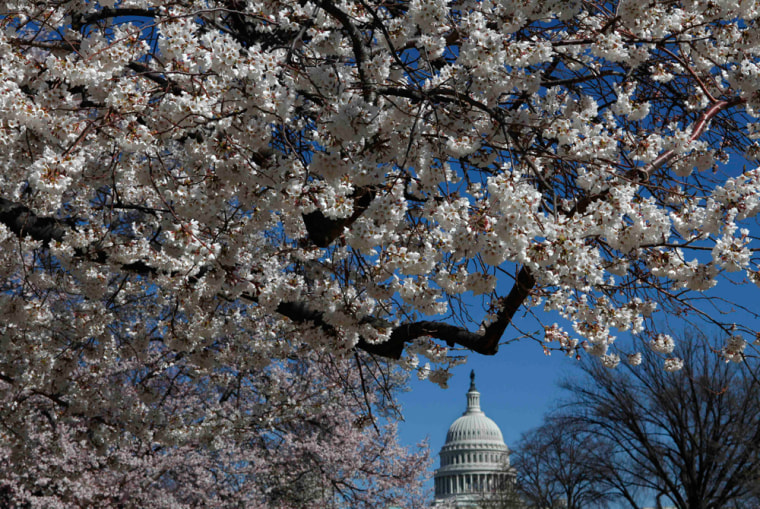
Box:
[475,466,525,509]
[511,417,616,509]
[563,335,760,509]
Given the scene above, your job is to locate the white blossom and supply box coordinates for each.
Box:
[601,353,621,369]
[723,335,747,363]
[650,334,676,354]
[664,357,684,372]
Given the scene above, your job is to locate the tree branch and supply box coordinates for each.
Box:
[634,97,745,182]
[0,197,67,245]
[73,7,156,31]
[276,266,535,359]
[302,186,376,247]
[317,0,373,100]
[127,62,184,95]
[0,191,536,359]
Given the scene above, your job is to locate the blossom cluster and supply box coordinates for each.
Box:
[1,0,760,501]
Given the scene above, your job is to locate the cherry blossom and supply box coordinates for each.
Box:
[0,347,430,507]
[3,0,760,502]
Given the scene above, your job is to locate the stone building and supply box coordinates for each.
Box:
[433,371,516,507]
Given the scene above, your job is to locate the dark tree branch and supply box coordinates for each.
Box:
[0,197,67,245]
[73,8,156,31]
[277,266,535,359]
[317,0,373,100]
[302,186,376,247]
[0,197,160,276]
[220,0,310,50]
[0,193,536,359]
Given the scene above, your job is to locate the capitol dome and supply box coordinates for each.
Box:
[445,409,504,445]
[433,371,514,507]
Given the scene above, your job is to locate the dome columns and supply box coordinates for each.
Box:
[434,473,513,497]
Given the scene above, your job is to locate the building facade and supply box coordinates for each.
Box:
[433,371,515,507]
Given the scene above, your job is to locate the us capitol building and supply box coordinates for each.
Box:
[433,371,516,507]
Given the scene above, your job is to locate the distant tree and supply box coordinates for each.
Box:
[564,335,760,509]
[510,417,615,509]
[475,465,524,509]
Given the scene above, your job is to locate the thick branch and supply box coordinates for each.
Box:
[302,186,376,247]
[634,97,745,181]
[0,193,537,359]
[0,197,159,276]
[0,197,67,244]
[566,97,746,216]
[318,0,372,99]
[277,266,535,359]
[221,0,310,50]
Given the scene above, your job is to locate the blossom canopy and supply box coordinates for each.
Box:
[2,0,760,502]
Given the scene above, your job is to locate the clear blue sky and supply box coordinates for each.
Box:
[398,336,577,456]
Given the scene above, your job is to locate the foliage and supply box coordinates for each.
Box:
[4,0,760,504]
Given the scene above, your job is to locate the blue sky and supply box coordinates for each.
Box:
[396,274,760,502]
[398,336,575,455]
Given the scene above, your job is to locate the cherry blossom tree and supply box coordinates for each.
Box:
[0,346,430,508]
[2,0,760,376]
[4,0,760,503]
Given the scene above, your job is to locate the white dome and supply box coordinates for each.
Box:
[443,371,506,446]
[433,371,512,506]
[445,413,505,444]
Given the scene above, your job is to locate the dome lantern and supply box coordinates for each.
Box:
[465,370,481,414]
